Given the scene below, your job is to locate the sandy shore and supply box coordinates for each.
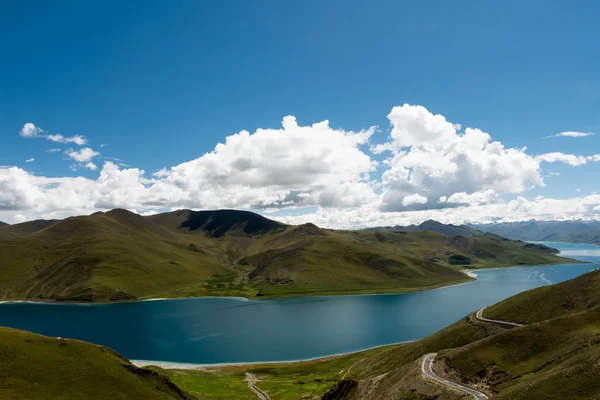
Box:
[130,341,410,370]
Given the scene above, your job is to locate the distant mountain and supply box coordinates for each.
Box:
[472,220,600,244]
[371,219,481,237]
[0,209,571,302]
[0,219,59,240]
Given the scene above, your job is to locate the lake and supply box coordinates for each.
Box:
[0,242,598,365]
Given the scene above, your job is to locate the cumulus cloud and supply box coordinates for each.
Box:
[3,107,600,226]
[379,104,542,211]
[20,123,43,137]
[19,123,87,145]
[158,115,377,209]
[25,158,35,163]
[65,147,100,163]
[546,131,594,138]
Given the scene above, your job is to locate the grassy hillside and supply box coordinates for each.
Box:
[325,269,600,400]
[439,307,600,400]
[0,209,573,302]
[485,269,600,324]
[0,327,193,400]
[0,219,59,241]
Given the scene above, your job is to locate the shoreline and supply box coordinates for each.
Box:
[0,258,585,306]
[131,340,410,370]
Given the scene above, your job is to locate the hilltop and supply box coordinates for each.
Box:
[0,327,194,400]
[473,220,600,244]
[0,209,572,302]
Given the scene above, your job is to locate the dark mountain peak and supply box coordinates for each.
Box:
[180,209,286,238]
[0,221,9,226]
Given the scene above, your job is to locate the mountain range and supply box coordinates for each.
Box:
[0,209,569,302]
[471,220,600,244]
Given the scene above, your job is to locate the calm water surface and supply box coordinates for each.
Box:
[0,242,597,364]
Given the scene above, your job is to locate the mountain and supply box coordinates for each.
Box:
[0,218,59,240]
[0,327,194,400]
[0,209,572,302]
[473,220,600,244]
[322,270,600,400]
[371,219,481,237]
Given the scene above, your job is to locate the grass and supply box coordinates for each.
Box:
[485,269,600,324]
[150,347,387,400]
[439,307,600,399]
[0,326,193,400]
[0,208,574,302]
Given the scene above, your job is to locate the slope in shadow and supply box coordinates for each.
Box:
[180,209,286,238]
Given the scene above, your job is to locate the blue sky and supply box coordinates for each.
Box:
[1,1,599,226]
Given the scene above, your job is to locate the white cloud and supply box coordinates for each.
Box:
[387,104,456,147]
[402,193,428,206]
[547,131,594,138]
[274,195,600,229]
[158,115,377,209]
[3,107,600,227]
[65,147,100,163]
[537,152,600,166]
[46,134,87,145]
[25,158,35,163]
[20,123,43,138]
[46,148,62,153]
[379,104,542,211]
[19,122,87,145]
[444,189,499,206]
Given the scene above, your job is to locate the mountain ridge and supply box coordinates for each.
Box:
[472,219,600,244]
[369,219,480,237]
[0,209,572,302]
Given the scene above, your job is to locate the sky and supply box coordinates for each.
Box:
[1,0,600,227]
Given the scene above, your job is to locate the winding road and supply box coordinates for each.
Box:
[422,353,489,400]
[476,307,524,329]
[245,372,270,400]
[421,308,527,399]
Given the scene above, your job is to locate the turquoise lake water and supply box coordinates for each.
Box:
[0,242,598,364]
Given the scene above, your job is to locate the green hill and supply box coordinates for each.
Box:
[0,209,573,302]
[0,326,194,400]
[0,219,59,240]
[319,269,600,400]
